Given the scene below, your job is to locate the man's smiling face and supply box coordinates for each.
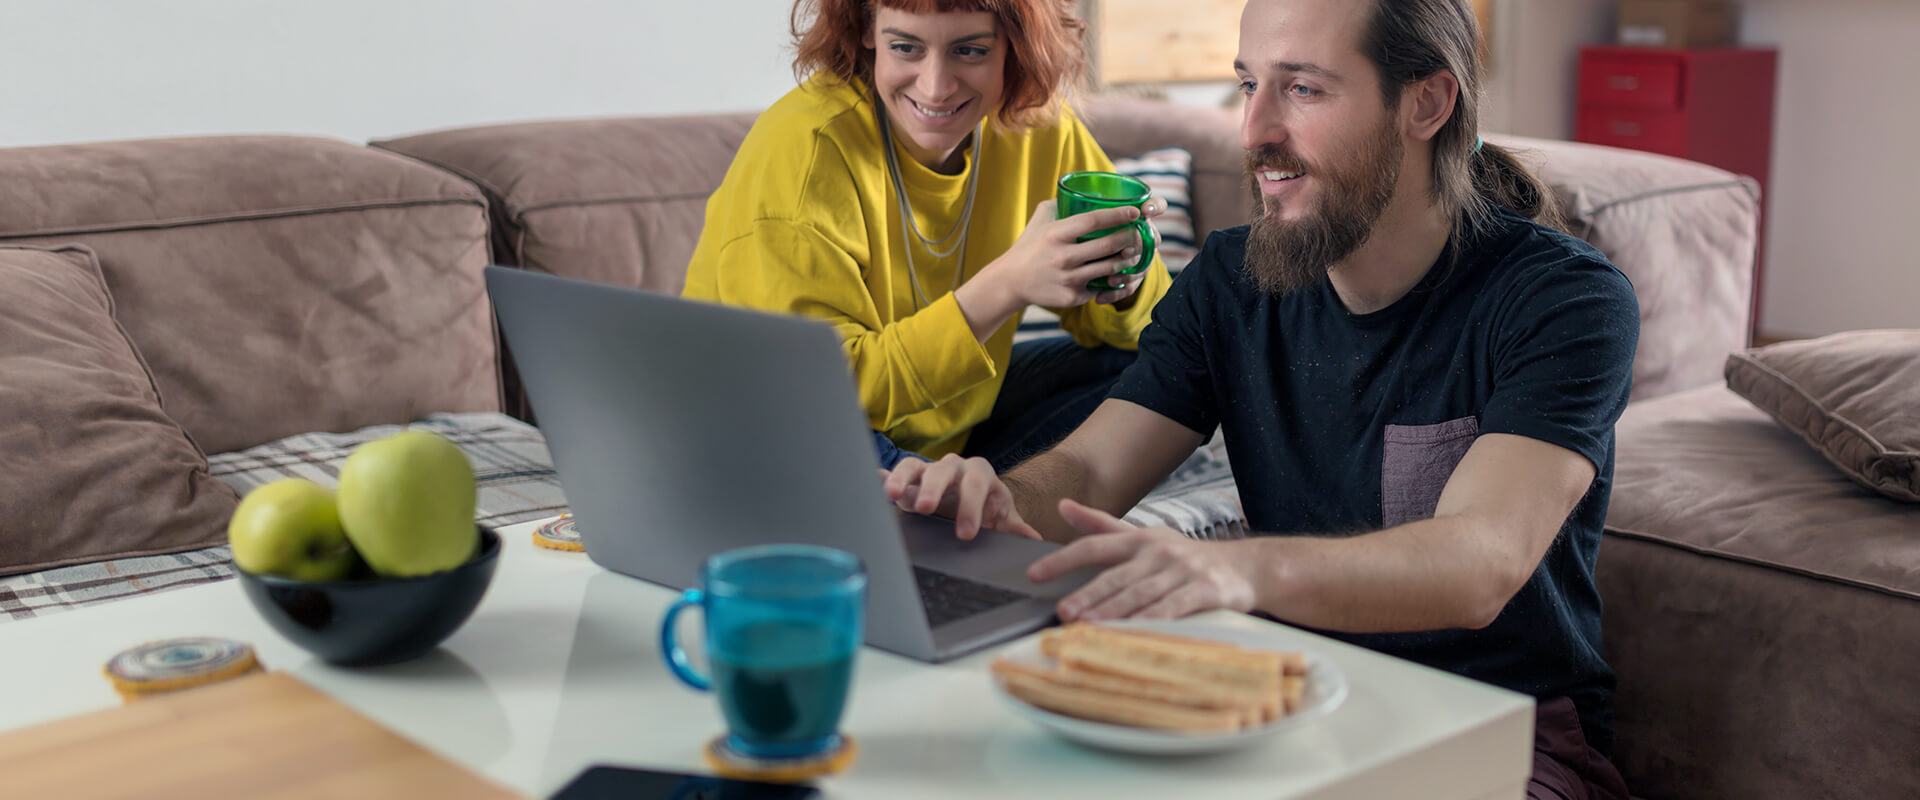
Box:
[1235,0,1406,295]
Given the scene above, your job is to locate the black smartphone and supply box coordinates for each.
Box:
[550,765,824,800]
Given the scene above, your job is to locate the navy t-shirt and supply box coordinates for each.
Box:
[1110,209,1638,752]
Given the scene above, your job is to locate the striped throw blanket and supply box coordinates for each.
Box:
[1,414,1243,623]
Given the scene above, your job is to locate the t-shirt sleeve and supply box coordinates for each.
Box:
[1478,251,1640,472]
[1106,231,1230,437]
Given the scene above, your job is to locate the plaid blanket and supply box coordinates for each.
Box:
[0,414,561,624]
[0,414,1242,623]
[1120,434,1246,541]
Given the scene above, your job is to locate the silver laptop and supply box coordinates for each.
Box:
[486,266,1093,663]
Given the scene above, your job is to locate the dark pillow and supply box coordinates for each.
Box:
[1725,330,1920,502]
[0,245,239,575]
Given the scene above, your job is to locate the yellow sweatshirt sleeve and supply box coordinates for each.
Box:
[707,219,998,432]
[1043,110,1172,351]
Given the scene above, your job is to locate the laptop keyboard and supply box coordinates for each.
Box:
[913,566,1032,629]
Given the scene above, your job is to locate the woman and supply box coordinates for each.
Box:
[682,0,1171,472]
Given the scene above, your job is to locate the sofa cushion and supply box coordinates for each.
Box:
[1601,383,1920,798]
[1111,146,1198,272]
[1725,330,1920,502]
[0,136,499,454]
[0,413,561,621]
[0,416,1243,622]
[1493,135,1759,402]
[374,115,758,295]
[1074,96,1251,241]
[0,245,240,576]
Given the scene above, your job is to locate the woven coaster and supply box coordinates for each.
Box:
[104,637,261,701]
[703,733,856,782]
[533,514,584,552]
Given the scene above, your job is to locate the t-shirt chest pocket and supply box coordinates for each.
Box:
[1381,417,1479,527]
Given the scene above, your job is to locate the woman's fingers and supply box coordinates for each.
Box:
[1051,204,1140,242]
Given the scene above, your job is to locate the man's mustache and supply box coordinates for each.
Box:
[1244,144,1309,175]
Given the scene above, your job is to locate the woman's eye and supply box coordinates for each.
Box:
[955,45,989,58]
[888,42,921,56]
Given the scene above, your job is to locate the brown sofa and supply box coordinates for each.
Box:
[1,95,1897,798]
[376,97,1915,799]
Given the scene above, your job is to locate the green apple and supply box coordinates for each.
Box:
[336,430,478,577]
[228,478,358,581]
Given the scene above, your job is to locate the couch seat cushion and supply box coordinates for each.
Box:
[1608,384,1920,598]
[1601,383,1920,800]
[1,417,1243,622]
[0,413,558,623]
[0,245,240,577]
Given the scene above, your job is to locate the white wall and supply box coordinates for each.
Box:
[1739,0,1920,337]
[8,0,1913,337]
[0,0,799,147]
[1481,0,1920,337]
[1480,0,1613,140]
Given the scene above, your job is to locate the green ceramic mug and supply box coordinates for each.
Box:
[1056,171,1157,292]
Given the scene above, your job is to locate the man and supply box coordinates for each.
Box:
[881,0,1638,797]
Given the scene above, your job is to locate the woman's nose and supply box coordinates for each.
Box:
[917,57,958,99]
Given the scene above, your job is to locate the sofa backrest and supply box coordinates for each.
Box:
[374,115,758,296]
[377,97,1757,404]
[1072,96,1255,242]
[0,136,499,454]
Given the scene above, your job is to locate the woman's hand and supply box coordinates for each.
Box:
[955,198,1161,333]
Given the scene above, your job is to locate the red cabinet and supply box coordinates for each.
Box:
[1576,46,1778,335]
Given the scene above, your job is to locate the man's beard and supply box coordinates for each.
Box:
[1242,120,1404,296]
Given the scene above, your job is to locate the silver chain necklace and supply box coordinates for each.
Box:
[876,92,983,309]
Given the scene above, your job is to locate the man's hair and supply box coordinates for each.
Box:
[1362,0,1564,236]
[790,0,1087,131]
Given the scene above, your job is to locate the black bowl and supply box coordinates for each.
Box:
[237,527,501,666]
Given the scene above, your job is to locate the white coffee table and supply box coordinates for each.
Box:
[0,516,1534,799]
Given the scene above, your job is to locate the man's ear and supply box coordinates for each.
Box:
[1404,70,1460,143]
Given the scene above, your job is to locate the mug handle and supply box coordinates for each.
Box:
[1129,216,1157,273]
[659,588,712,691]
[1086,216,1158,292]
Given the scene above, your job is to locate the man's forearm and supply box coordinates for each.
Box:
[1001,449,1095,543]
[1239,515,1529,633]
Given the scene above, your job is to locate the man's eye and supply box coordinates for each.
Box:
[1291,84,1322,98]
[1238,79,1257,95]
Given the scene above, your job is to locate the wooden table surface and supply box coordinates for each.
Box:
[0,671,524,800]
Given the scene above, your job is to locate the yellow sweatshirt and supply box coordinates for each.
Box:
[682,75,1169,458]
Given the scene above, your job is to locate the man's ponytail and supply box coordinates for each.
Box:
[1467,142,1566,235]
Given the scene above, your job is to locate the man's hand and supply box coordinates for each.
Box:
[879,455,1042,541]
[1027,499,1258,622]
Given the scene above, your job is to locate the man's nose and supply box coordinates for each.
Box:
[1239,88,1289,152]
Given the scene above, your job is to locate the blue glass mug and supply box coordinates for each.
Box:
[659,545,866,760]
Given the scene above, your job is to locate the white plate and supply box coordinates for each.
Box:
[989,619,1349,755]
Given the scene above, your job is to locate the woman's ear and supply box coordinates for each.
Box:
[1405,70,1460,143]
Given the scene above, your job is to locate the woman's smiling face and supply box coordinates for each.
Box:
[865,7,1005,170]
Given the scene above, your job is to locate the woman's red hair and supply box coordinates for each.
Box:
[790,0,1087,131]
